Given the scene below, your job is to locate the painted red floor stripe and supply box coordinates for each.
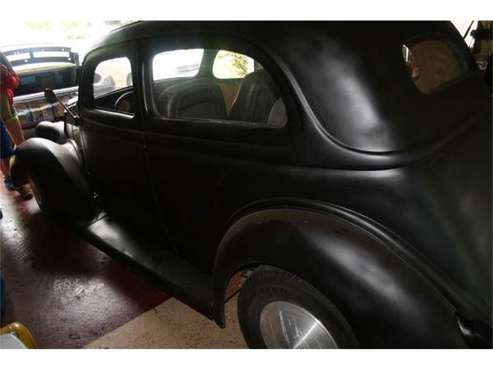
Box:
[0,187,169,348]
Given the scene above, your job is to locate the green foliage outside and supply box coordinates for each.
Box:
[214,50,253,78]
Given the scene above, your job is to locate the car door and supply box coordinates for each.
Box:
[78,43,161,237]
[141,36,293,272]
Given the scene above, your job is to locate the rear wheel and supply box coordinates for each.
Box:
[237,266,358,349]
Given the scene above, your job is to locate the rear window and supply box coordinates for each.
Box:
[403,39,467,94]
[13,66,78,97]
[213,50,255,79]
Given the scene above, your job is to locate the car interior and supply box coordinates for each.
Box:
[93,48,287,128]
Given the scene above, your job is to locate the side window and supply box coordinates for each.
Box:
[92,57,133,114]
[93,57,132,98]
[151,48,286,128]
[402,39,467,94]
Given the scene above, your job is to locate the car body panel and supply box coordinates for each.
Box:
[213,207,469,348]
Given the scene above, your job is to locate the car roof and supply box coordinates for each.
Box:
[87,21,456,52]
[85,21,486,155]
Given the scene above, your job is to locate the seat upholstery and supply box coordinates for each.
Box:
[158,78,227,120]
[228,69,280,124]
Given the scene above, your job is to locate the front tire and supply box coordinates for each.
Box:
[28,176,60,220]
[237,266,358,349]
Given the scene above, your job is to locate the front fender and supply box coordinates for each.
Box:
[212,206,468,348]
[35,121,67,144]
[11,138,96,224]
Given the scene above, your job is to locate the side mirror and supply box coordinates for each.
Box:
[44,88,80,126]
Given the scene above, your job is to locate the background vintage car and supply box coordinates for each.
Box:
[1,44,116,138]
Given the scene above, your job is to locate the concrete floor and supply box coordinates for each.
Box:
[0,185,245,349]
[85,297,246,349]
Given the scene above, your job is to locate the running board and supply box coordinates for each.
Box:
[79,216,215,319]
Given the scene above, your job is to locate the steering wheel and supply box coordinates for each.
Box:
[114,91,135,114]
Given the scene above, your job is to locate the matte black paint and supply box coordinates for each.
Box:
[11,138,96,224]
[12,21,492,348]
[214,208,467,348]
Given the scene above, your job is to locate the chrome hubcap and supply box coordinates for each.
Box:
[259,301,338,349]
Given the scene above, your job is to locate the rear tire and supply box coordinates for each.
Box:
[237,266,358,349]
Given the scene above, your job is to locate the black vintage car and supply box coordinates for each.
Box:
[11,21,492,349]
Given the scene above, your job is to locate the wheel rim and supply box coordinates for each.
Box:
[259,301,338,349]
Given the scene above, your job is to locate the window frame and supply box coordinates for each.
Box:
[80,42,139,129]
[140,35,297,145]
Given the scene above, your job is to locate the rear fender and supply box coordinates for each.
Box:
[212,206,469,348]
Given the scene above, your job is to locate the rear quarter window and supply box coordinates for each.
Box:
[403,39,468,94]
